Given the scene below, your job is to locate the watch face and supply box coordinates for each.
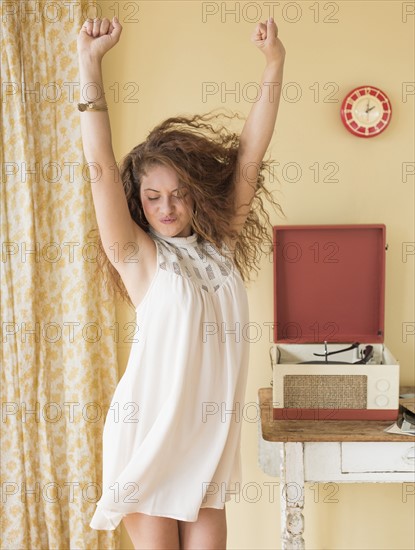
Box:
[341,86,392,138]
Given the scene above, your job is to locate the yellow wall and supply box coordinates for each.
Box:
[99,1,415,548]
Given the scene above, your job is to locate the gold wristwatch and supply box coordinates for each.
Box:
[77,101,108,112]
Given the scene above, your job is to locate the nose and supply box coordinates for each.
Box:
[160,195,175,215]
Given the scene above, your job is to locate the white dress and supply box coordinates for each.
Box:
[90,227,250,530]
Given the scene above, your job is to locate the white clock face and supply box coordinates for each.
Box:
[353,96,383,126]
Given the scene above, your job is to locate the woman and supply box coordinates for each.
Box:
[77,15,285,550]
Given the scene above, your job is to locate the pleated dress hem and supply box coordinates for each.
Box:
[90,497,232,530]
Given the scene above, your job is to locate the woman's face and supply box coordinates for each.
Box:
[140,164,194,237]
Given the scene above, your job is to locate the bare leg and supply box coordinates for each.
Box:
[123,512,180,550]
[178,507,227,550]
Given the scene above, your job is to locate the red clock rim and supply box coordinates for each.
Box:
[340,85,392,138]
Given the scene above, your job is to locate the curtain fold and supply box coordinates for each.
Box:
[1,2,120,548]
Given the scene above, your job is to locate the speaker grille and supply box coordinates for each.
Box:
[284,375,367,408]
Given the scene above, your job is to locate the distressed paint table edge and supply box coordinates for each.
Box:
[258,386,415,443]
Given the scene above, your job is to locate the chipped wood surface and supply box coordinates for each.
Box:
[259,387,415,443]
[280,443,305,549]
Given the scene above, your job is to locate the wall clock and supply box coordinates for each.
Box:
[340,85,392,138]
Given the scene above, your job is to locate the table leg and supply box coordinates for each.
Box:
[280,442,305,550]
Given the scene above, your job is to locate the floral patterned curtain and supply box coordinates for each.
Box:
[1,2,119,548]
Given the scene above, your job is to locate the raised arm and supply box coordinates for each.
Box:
[77,17,154,275]
[231,17,285,234]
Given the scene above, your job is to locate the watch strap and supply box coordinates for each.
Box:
[78,101,108,112]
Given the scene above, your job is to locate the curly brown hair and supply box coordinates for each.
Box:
[89,109,283,306]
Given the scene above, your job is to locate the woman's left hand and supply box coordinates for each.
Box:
[251,18,285,64]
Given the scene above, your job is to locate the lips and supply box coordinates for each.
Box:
[160,218,176,223]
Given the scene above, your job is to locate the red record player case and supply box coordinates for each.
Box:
[271,224,400,421]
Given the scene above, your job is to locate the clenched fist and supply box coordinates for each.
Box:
[77,16,123,62]
[251,17,285,64]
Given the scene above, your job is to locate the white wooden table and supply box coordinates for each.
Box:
[258,387,415,550]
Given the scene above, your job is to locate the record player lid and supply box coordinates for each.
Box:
[273,224,386,343]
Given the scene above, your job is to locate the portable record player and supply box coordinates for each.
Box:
[270,224,400,421]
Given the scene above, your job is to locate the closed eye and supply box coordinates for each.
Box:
[145,192,188,201]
